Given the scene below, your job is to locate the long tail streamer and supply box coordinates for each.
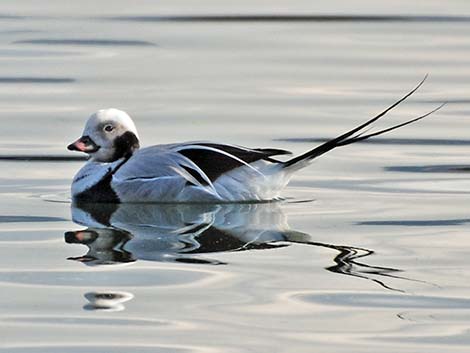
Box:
[284,76,445,168]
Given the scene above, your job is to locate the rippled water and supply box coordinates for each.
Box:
[1,1,470,352]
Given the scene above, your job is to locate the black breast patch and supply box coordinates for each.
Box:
[74,169,120,203]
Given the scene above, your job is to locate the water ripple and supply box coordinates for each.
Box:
[0,77,75,84]
[2,315,167,328]
[294,292,470,309]
[109,14,470,23]
[0,268,212,287]
[15,39,156,47]
[386,165,470,173]
[0,215,67,223]
[0,347,192,353]
[0,155,86,161]
[358,219,470,227]
[0,49,78,57]
[0,14,24,20]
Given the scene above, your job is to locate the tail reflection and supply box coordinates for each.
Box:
[310,242,407,292]
[66,202,411,291]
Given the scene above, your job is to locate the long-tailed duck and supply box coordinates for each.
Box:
[68,79,441,203]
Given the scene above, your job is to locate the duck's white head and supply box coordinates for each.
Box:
[68,108,140,162]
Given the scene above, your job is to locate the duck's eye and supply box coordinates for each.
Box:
[104,125,114,132]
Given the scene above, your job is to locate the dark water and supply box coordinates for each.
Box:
[1,1,470,352]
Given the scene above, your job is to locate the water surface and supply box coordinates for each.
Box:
[1,1,470,352]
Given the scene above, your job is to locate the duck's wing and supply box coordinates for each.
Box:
[112,143,290,201]
[116,142,290,185]
[112,146,218,201]
[113,145,202,185]
[170,142,291,184]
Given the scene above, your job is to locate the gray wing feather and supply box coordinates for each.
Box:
[112,142,286,202]
[114,145,184,181]
[112,145,220,201]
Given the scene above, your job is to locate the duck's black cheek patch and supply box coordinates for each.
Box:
[112,131,140,161]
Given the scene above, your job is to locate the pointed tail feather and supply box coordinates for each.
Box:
[283,76,443,170]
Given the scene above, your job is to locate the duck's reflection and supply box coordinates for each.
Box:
[66,202,408,291]
[65,227,134,265]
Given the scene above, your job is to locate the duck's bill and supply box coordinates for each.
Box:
[67,136,100,153]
